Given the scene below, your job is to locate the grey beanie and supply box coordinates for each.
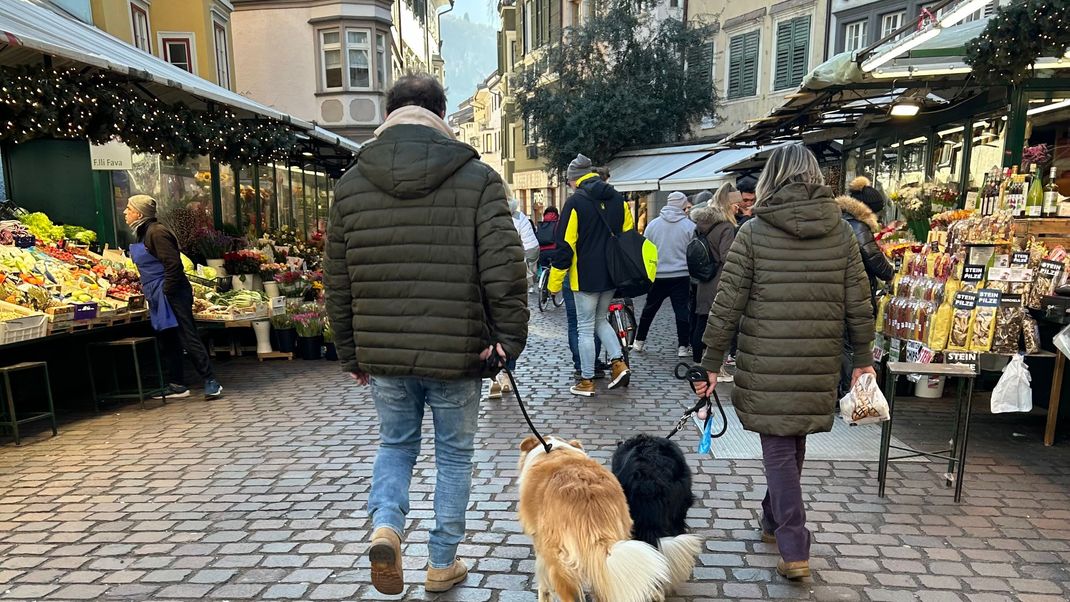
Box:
[667,191,688,209]
[691,190,714,209]
[127,194,158,219]
[566,153,593,182]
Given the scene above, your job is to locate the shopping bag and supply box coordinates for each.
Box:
[990,354,1032,414]
[839,373,890,425]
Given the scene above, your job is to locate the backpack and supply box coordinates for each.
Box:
[687,232,719,282]
[591,200,657,298]
[535,221,557,247]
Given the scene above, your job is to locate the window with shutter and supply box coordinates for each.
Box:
[774,15,809,91]
[686,39,715,87]
[728,30,760,100]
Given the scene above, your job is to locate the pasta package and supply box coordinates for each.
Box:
[970,289,1001,352]
[947,291,978,351]
[991,294,1024,354]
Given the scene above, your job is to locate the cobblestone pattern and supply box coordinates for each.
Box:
[1,299,1069,601]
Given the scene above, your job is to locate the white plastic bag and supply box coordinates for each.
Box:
[990,354,1032,414]
[839,373,890,425]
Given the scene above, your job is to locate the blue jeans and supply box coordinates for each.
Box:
[575,290,622,379]
[368,376,481,568]
[563,286,599,371]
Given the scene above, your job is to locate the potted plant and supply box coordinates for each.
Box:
[323,321,337,361]
[194,228,233,275]
[224,249,266,291]
[293,312,324,360]
[270,312,296,353]
[260,262,286,298]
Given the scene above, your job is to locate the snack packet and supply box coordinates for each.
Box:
[947,291,978,351]
[991,294,1024,354]
[970,289,1000,352]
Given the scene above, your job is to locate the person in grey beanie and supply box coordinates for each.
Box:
[690,190,714,211]
[633,191,694,357]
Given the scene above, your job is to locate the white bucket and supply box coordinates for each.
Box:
[914,375,946,399]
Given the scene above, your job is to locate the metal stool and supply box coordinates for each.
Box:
[879,361,978,503]
[0,361,58,445]
[86,337,168,411]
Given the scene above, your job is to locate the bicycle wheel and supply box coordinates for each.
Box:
[552,291,564,307]
[537,271,550,312]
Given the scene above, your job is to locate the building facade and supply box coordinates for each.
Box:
[686,0,830,139]
[829,0,1001,56]
[48,0,237,89]
[448,72,505,185]
[231,0,449,142]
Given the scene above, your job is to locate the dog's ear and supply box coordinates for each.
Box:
[569,439,584,450]
[520,435,540,453]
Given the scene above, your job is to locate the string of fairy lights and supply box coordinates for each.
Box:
[964,0,1070,84]
[0,65,298,164]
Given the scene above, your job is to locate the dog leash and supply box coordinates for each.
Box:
[667,363,728,440]
[487,348,552,454]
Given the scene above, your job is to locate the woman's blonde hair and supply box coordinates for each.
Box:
[755,143,824,206]
[711,182,738,226]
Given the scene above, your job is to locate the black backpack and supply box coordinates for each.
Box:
[687,232,719,282]
[535,221,557,247]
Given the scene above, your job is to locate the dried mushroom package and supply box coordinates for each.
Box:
[992,294,1024,354]
[1028,260,1064,309]
[970,289,1000,352]
[1023,315,1042,355]
[947,291,978,351]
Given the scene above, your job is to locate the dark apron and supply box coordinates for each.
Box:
[130,242,178,332]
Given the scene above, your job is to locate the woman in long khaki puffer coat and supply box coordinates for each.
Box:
[693,144,876,580]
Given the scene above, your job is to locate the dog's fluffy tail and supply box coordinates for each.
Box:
[590,540,670,602]
[659,534,702,588]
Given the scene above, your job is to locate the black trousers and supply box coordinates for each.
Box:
[159,285,215,387]
[691,312,707,363]
[635,276,691,346]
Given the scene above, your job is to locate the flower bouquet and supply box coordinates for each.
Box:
[223,249,266,275]
[193,228,234,261]
[260,262,287,282]
[293,311,325,359]
[276,270,310,299]
[891,183,959,242]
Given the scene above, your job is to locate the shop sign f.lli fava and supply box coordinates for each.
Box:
[90,140,133,171]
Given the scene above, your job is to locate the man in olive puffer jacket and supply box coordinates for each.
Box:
[324,74,528,596]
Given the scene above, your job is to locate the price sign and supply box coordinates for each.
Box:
[945,351,979,374]
[873,333,885,363]
[889,337,902,361]
[906,341,934,364]
[1039,259,1063,279]
[1011,252,1031,266]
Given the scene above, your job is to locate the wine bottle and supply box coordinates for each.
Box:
[1045,166,1060,216]
[1026,164,1044,217]
[998,167,1013,212]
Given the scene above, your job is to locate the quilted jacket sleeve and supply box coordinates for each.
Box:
[700,226,755,373]
[324,201,358,373]
[476,171,529,360]
[856,222,894,282]
[844,231,876,367]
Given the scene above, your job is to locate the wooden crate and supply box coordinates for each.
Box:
[1015,218,1070,248]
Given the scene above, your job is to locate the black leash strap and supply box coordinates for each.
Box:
[667,362,728,440]
[488,349,552,454]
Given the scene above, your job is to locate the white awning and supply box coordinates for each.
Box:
[0,0,359,155]
[604,143,719,192]
[658,147,765,190]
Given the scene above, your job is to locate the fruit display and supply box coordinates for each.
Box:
[0,243,141,317]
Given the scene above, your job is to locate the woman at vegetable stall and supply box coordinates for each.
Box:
[123,195,223,400]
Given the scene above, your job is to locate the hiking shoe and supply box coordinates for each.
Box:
[426,558,468,593]
[369,527,404,594]
[488,379,503,399]
[632,340,646,352]
[678,345,692,358]
[154,384,190,399]
[717,372,735,383]
[204,379,223,400]
[570,379,596,397]
[777,559,810,580]
[607,359,630,389]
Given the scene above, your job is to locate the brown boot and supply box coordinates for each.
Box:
[777,559,810,580]
[425,558,468,593]
[608,359,630,389]
[369,527,404,595]
[570,379,596,397]
[761,531,777,544]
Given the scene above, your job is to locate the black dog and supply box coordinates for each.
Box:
[612,434,702,591]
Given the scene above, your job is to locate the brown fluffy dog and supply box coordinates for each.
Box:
[517,435,670,602]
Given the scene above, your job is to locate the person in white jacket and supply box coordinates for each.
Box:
[509,196,540,290]
[633,191,695,358]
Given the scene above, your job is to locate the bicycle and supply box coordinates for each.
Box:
[607,296,636,366]
[536,265,564,312]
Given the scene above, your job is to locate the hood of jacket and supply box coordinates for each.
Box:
[691,205,733,235]
[754,182,841,240]
[835,195,881,233]
[357,117,476,199]
[659,203,689,223]
[578,177,615,202]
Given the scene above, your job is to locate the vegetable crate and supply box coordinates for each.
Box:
[0,300,48,344]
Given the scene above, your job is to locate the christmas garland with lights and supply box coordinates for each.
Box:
[964,0,1070,84]
[0,66,297,164]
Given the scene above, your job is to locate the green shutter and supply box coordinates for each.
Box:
[549,0,561,42]
[741,30,759,97]
[774,16,810,91]
[727,34,744,99]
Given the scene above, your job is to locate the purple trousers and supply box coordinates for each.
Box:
[760,434,810,562]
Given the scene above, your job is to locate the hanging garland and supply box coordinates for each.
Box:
[964,0,1070,84]
[0,65,298,164]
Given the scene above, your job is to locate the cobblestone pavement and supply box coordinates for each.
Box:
[2,299,1070,601]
